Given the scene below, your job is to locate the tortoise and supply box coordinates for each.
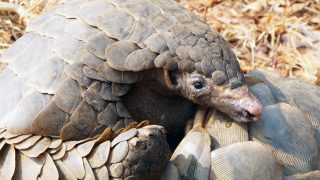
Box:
[0,0,262,142]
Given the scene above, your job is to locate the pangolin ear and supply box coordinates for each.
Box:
[163,69,180,90]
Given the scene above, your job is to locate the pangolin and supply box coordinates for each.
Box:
[0,0,263,142]
[0,0,262,142]
[164,70,320,179]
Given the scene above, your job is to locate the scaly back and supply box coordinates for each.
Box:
[0,0,243,140]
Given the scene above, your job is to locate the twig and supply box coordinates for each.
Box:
[0,2,17,12]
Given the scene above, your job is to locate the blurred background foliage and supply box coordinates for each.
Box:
[1,0,320,84]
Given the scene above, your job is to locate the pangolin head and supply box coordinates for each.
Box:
[160,32,262,122]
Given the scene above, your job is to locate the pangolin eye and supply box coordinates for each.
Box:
[193,81,204,89]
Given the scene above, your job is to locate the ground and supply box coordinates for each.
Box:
[1,0,319,84]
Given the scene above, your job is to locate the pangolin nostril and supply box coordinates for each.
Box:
[242,110,257,120]
[247,110,255,118]
[242,110,255,119]
[239,96,263,122]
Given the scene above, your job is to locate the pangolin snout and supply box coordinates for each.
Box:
[215,84,263,122]
[238,96,262,122]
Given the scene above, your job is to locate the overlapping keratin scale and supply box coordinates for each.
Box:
[0,0,244,139]
[205,110,249,149]
[0,125,170,179]
[0,0,244,140]
[210,142,282,180]
[247,70,320,174]
[189,70,319,178]
[249,103,318,175]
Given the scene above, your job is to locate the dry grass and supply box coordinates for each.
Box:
[0,0,59,69]
[0,0,58,50]
[1,0,320,84]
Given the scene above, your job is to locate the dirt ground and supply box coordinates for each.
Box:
[1,0,319,84]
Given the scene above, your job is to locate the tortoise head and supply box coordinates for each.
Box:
[163,69,262,122]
